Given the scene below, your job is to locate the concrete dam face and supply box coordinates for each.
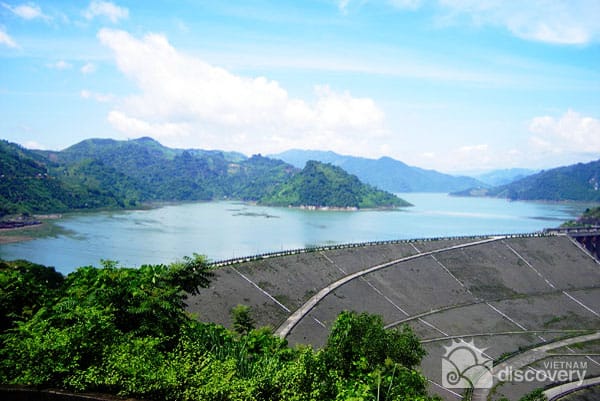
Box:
[187,233,600,401]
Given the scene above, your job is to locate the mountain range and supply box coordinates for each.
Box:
[2,136,599,217]
[454,159,600,202]
[0,138,408,216]
[270,149,484,193]
[472,168,538,186]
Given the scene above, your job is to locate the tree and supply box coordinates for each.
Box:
[322,311,425,377]
[319,311,431,401]
[0,259,63,333]
[231,304,255,335]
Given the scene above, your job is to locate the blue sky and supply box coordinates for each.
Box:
[0,0,599,173]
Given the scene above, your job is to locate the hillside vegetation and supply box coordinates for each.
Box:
[453,159,600,202]
[1,138,408,216]
[0,140,135,216]
[261,160,411,208]
[0,258,438,401]
[562,206,600,227]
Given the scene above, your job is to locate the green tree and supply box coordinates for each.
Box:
[0,259,63,333]
[0,257,439,401]
[231,304,255,335]
[320,311,431,401]
[323,311,425,376]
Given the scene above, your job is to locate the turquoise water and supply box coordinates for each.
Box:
[0,193,588,275]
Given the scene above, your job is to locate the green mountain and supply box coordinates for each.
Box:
[454,159,600,202]
[41,137,294,202]
[270,149,484,193]
[0,140,134,216]
[2,138,408,215]
[261,160,410,208]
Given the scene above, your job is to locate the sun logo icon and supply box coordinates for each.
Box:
[441,339,493,389]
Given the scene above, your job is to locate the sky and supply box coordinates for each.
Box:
[0,0,599,173]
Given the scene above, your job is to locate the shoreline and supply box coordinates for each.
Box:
[0,220,42,230]
[0,214,65,244]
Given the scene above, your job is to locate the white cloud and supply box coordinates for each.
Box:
[108,111,191,138]
[438,0,600,45]
[80,62,96,74]
[47,60,72,70]
[411,111,600,173]
[83,1,128,23]
[80,89,112,102]
[0,28,17,48]
[389,0,423,10]
[21,140,46,150]
[97,29,387,155]
[529,110,600,154]
[2,2,50,21]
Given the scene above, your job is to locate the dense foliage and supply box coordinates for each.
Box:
[47,138,295,204]
[454,159,600,202]
[261,160,410,208]
[0,140,131,216]
[0,258,438,401]
[562,206,600,227]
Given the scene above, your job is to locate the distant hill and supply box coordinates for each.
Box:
[454,159,600,202]
[473,168,537,186]
[2,138,409,215]
[0,140,134,216]
[42,137,294,202]
[260,161,410,208]
[270,149,483,193]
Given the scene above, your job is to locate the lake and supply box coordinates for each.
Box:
[0,193,589,275]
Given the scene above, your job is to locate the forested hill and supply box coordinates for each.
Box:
[0,140,139,216]
[271,149,484,193]
[453,159,600,202]
[1,138,409,216]
[261,161,410,208]
[46,137,293,202]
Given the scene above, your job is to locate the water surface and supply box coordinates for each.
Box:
[0,193,588,274]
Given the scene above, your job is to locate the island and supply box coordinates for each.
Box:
[260,160,410,209]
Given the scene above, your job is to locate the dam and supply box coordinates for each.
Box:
[187,231,600,400]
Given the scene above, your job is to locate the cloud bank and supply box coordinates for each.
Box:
[2,2,50,21]
[438,0,600,45]
[98,29,386,155]
[529,110,600,155]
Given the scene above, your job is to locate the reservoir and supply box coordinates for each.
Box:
[0,193,589,275]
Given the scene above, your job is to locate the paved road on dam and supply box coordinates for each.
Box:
[275,236,503,338]
[544,375,600,400]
